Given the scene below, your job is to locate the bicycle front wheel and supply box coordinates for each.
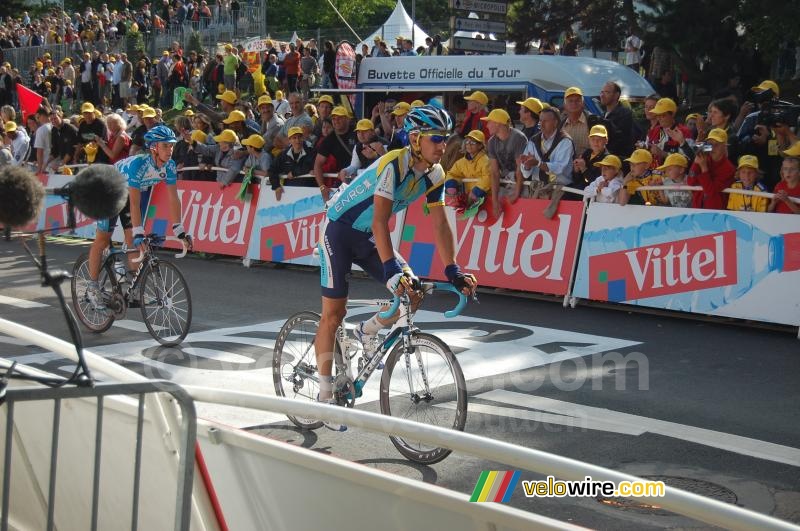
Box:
[71,252,115,333]
[379,332,467,465]
[272,311,325,430]
[139,260,192,346]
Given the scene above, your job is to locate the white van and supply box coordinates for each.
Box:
[350,54,654,116]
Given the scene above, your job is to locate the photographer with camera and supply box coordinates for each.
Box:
[686,128,735,209]
[735,80,780,138]
[737,80,799,190]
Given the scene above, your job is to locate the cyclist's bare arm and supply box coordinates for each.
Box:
[167,184,181,226]
[430,204,478,296]
[129,187,143,228]
[429,203,457,266]
[371,194,395,264]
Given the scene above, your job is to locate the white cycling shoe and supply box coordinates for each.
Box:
[316,394,347,432]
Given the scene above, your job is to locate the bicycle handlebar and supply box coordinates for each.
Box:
[131,235,191,263]
[377,282,469,319]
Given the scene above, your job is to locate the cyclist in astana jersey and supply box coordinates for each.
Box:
[85,125,191,311]
[315,105,478,429]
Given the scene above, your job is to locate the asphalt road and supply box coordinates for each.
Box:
[1,235,799,529]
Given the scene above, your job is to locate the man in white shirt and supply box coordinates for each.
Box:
[112,53,124,108]
[624,31,642,72]
[519,107,575,187]
[33,108,53,173]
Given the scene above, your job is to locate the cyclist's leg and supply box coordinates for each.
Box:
[316,220,355,400]
[317,296,346,400]
[355,249,422,334]
[89,225,114,280]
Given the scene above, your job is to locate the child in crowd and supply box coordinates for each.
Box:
[572,124,610,189]
[241,134,272,179]
[270,126,317,201]
[444,129,491,217]
[190,69,202,100]
[619,149,669,206]
[684,112,702,140]
[193,128,247,188]
[61,80,74,115]
[727,155,768,212]
[658,153,693,207]
[584,154,624,203]
[768,144,800,214]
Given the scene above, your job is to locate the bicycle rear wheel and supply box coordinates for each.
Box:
[273,311,330,429]
[379,332,467,465]
[139,260,192,346]
[71,252,115,333]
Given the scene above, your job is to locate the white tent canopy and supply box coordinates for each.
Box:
[358,0,431,52]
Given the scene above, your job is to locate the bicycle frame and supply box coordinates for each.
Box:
[337,282,468,397]
[102,236,190,309]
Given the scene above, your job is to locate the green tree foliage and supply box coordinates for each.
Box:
[187,31,204,56]
[266,0,395,36]
[0,0,35,20]
[266,0,451,41]
[505,0,799,92]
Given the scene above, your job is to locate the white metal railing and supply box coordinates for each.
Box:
[0,317,796,531]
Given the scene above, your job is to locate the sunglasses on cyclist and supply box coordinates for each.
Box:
[421,133,448,144]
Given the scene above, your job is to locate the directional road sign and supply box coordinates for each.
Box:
[450,36,507,54]
[451,16,507,35]
[449,0,508,16]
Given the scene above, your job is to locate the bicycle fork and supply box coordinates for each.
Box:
[402,335,434,403]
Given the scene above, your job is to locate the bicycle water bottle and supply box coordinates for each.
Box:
[580,212,800,312]
[114,258,128,283]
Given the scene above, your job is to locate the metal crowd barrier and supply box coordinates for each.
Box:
[0,380,196,531]
[0,317,796,531]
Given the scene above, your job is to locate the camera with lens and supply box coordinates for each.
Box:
[747,88,775,105]
[757,103,800,128]
[693,142,713,153]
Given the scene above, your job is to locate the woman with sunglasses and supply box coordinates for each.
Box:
[313,105,478,429]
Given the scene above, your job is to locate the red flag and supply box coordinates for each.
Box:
[16,83,43,123]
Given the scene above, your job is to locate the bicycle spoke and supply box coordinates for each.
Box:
[380,333,467,464]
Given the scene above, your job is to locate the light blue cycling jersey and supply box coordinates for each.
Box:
[96,154,178,232]
[326,148,445,233]
[115,153,178,191]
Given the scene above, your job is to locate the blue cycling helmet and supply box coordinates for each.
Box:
[404,105,453,134]
[144,124,178,148]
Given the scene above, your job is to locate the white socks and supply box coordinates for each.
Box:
[319,376,333,400]
[361,314,383,336]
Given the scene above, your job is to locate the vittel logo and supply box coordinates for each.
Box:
[590,231,738,300]
[454,210,573,280]
[178,189,252,245]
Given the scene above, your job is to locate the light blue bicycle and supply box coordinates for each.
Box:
[273,282,470,464]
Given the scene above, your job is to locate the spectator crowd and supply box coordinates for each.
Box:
[0,4,798,221]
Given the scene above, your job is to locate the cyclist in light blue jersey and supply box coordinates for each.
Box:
[315,105,478,425]
[85,125,191,310]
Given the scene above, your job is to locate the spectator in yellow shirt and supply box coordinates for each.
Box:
[727,155,768,212]
[619,148,669,206]
[445,129,491,217]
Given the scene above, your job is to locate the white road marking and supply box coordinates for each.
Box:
[454,390,800,468]
[5,312,642,428]
[112,319,165,333]
[0,295,48,309]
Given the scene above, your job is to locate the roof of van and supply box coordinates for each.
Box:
[357,55,654,98]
